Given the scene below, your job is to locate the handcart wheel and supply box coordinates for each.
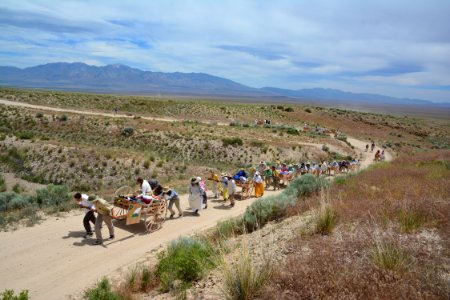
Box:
[114,186,134,197]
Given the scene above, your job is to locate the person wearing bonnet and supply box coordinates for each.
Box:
[188,177,203,216]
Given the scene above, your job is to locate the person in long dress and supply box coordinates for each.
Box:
[188,177,203,216]
[253,171,264,198]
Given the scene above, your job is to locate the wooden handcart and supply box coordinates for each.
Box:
[236,180,254,200]
[111,186,167,232]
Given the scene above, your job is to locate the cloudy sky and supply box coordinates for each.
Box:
[1,0,449,102]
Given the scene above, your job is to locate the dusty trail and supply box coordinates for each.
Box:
[0,99,392,299]
[0,98,228,125]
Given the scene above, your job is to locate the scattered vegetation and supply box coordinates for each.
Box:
[260,150,450,299]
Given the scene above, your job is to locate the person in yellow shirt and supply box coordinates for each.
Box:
[271,166,280,190]
[207,170,221,198]
[90,195,115,245]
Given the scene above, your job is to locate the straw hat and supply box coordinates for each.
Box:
[162,186,170,193]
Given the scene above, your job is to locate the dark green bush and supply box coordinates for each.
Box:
[156,237,215,291]
[222,137,243,147]
[287,128,299,135]
[15,131,34,140]
[284,107,294,112]
[121,127,134,137]
[304,108,312,113]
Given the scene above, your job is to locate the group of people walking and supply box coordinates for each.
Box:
[74,150,366,245]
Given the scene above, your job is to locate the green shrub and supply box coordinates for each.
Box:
[84,277,122,300]
[322,144,329,152]
[284,107,294,112]
[1,289,29,300]
[304,108,312,113]
[12,183,22,194]
[336,134,347,142]
[0,192,30,212]
[59,114,68,121]
[215,217,243,240]
[15,131,34,140]
[121,127,134,137]
[35,112,44,118]
[156,237,216,291]
[222,137,243,147]
[35,184,70,209]
[286,128,299,135]
[284,174,328,198]
[243,175,328,232]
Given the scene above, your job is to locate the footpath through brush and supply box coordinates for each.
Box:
[0,99,392,299]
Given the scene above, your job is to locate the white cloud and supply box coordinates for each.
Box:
[0,0,449,102]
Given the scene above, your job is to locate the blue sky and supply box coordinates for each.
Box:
[0,0,449,102]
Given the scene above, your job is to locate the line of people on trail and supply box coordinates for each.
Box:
[73,154,361,245]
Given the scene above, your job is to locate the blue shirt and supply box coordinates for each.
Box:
[165,190,178,200]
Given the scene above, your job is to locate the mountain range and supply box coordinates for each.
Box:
[0,62,448,108]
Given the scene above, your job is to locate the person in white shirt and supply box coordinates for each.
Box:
[74,192,96,238]
[137,177,151,196]
[227,175,236,207]
[135,177,154,204]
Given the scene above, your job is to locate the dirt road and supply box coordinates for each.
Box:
[0,99,392,299]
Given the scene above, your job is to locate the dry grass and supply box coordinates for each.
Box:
[260,150,450,299]
[221,242,273,300]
